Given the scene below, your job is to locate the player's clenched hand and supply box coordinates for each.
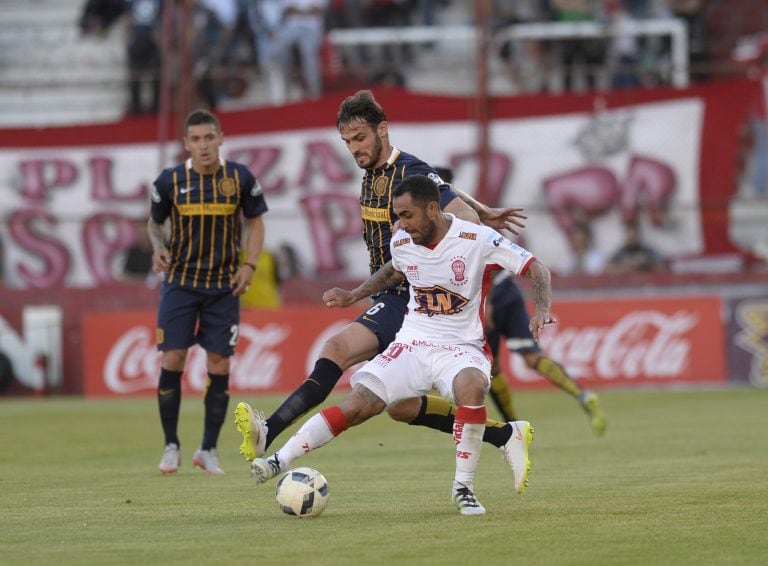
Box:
[529,311,557,341]
[152,249,171,274]
[323,288,356,308]
[231,266,252,296]
[478,207,527,235]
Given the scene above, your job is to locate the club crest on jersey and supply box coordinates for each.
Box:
[413,285,469,317]
[218,178,236,197]
[450,256,468,285]
[373,176,388,196]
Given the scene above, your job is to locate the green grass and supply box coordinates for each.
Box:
[1,388,767,565]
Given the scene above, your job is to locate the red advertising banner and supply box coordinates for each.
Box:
[501,295,726,389]
[82,296,726,397]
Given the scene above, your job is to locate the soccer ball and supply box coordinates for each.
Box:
[275,467,330,517]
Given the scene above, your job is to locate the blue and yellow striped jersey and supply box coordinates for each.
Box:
[360,148,459,296]
[150,157,268,291]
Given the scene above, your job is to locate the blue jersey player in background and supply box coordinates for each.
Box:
[149,109,268,475]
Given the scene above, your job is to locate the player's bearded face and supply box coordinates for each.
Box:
[340,121,384,169]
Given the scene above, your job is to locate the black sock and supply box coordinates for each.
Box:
[265,358,342,448]
[202,373,229,450]
[158,368,182,446]
[409,395,512,448]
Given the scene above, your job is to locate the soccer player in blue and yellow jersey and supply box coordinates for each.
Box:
[236,90,535,485]
[149,109,268,475]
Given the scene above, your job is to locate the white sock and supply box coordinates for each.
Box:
[275,412,336,468]
[454,420,485,487]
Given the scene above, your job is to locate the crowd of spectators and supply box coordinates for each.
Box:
[75,1,768,114]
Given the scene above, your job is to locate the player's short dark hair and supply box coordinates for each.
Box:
[433,166,453,184]
[336,90,387,130]
[393,175,439,207]
[184,109,220,132]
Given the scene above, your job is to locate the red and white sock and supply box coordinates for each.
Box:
[275,406,349,467]
[453,405,487,487]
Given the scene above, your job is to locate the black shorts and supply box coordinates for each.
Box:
[487,276,540,358]
[156,282,240,357]
[353,292,409,354]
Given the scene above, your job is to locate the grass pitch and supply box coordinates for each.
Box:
[1,388,766,565]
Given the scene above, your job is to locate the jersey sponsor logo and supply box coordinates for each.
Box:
[412,285,469,317]
[450,257,467,284]
[250,179,263,196]
[427,172,444,186]
[492,236,504,247]
[179,186,195,194]
[458,231,477,240]
[151,187,162,202]
[177,202,238,216]
[218,178,236,197]
[393,237,411,248]
[372,176,389,196]
[361,205,391,222]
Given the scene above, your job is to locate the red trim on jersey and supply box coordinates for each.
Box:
[456,405,487,425]
[320,406,350,437]
[519,256,536,277]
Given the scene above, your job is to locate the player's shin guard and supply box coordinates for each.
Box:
[454,405,486,486]
[265,358,343,448]
[410,395,513,449]
[535,356,582,397]
[202,373,229,450]
[158,368,182,446]
[489,371,517,421]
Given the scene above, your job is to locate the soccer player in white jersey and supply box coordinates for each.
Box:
[250,175,556,515]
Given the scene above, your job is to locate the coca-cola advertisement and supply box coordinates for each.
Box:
[81,306,364,396]
[501,295,726,388]
[81,296,726,397]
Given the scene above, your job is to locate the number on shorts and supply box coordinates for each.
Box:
[384,342,406,359]
[366,302,386,316]
[229,324,239,347]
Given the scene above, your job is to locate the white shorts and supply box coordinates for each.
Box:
[350,338,491,406]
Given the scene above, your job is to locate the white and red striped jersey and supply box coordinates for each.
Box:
[390,215,535,348]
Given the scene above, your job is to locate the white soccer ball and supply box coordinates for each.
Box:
[275,467,330,517]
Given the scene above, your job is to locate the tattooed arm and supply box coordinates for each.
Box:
[323,261,405,308]
[521,259,557,341]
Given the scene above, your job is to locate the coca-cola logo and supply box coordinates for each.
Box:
[103,323,290,393]
[509,310,698,381]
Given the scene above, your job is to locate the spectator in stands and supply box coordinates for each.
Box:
[247,0,288,105]
[273,241,303,282]
[605,218,668,274]
[280,0,329,100]
[667,0,710,81]
[79,0,127,36]
[192,0,240,109]
[547,0,606,92]
[557,220,606,275]
[126,0,162,115]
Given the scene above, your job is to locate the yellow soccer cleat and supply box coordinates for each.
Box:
[581,391,607,437]
[234,402,267,461]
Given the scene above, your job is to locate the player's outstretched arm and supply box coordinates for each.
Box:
[522,260,557,341]
[323,261,405,308]
[452,188,527,235]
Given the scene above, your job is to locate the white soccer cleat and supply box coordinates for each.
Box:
[158,443,181,474]
[451,481,486,516]
[500,420,534,494]
[251,454,282,484]
[192,448,225,475]
[234,402,268,461]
